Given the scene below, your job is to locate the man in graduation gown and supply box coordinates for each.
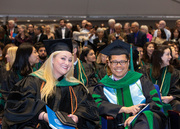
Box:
[92,40,166,129]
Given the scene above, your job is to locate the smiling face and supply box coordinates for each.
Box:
[52,51,72,79]
[147,44,154,57]
[171,46,179,59]
[108,54,129,80]
[161,48,172,67]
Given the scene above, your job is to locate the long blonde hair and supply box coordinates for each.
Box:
[33,51,88,102]
[6,46,18,71]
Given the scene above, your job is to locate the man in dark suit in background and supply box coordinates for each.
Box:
[104,19,116,40]
[34,25,48,43]
[55,19,71,39]
[127,22,147,47]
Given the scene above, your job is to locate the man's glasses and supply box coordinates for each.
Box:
[110,60,128,66]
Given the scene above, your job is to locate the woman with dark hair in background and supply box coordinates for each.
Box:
[80,47,103,89]
[140,45,180,112]
[141,42,156,65]
[151,29,167,45]
[2,43,39,98]
[171,28,180,43]
[14,25,32,46]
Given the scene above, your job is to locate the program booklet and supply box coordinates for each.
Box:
[46,105,76,129]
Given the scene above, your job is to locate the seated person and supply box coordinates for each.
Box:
[92,40,166,129]
[80,46,104,88]
[72,40,87,86]
[2,39,100,129]
[34,42,48,70]
[139,45,180,112]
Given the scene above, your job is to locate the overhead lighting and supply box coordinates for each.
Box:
[40,20,44,22]
[53,19,56,22]
[27,20,30,22]
[67,19,69,22]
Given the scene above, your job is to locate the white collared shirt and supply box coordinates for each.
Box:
[61,27,66,39]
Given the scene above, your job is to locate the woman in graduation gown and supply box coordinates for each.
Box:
[2,39,100,129]
[140,45,180,111]
[80,47,104,88]
[2,43,39,98]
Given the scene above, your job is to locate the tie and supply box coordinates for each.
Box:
[10,30,13,37]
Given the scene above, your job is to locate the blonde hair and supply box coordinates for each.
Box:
[6,46,18,71]
[33,51,88,102]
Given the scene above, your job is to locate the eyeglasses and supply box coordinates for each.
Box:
[110,60,128,66]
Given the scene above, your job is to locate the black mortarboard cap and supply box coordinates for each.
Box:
[100,39,137,56]
[43,39,73,55]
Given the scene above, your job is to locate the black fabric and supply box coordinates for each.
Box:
[43,39,73,55]
[127,31,147,47]
[55,27,71,39]
[82,62,104,88]
[2,75,100,129]
[33,33,48,44]
[100,39,137,56]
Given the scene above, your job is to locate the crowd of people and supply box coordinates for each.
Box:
[0,18,179,129]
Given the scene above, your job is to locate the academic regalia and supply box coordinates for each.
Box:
[2,74,100,129]
[139,65,180,112]
[93,39,166,129]
[82,62,104,88]
[74,58,87,86]
[92,71,166,129]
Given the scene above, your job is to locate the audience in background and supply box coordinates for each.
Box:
[140,25,153,42]
[34,25,48,43]
[45,25,55,39]
[153,20,171,40]
[15,25,32,46]
[55,19,71,39]
[127,22,147,47]
[151,29,167,45]
[104,19,116,39]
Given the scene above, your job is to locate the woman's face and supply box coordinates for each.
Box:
[97,31,104,37]
[147,44,154,57]
[171,46,179,59]
[29,47,39,66]
[18,26,24,34]
[53,51,72,78]
[5,50,10,63]
[101,54,107,64]
[46,26,50,33]
[173,29,179,38]
[157,29,161,37]
[85,49,96,63]
[161,48,172,67]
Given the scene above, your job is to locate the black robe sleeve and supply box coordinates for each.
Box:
[92,84,122,118]
[3,76,46,127]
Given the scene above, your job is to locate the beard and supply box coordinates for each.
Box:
[39,55,47,60]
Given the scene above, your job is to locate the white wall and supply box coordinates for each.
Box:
[0,0,180,17]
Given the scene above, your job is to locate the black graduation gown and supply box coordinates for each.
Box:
[82,62,105,88]
[139,65,180,111]
[93,75,166,129]
[2,75,100,129]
